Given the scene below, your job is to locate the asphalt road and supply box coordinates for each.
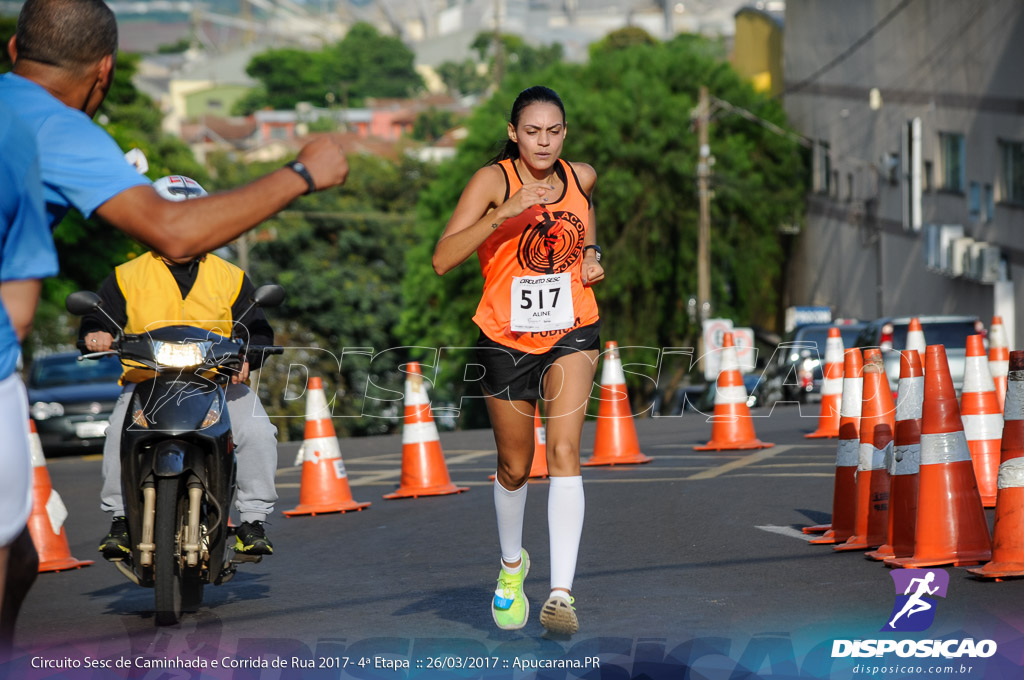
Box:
[4,404,1023,679]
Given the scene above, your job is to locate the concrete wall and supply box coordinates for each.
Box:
[783,0,1024,347]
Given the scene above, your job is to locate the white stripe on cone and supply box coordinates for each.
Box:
[824,335,844,364]
[299,435,343,463]
[895,377,924,421]
[920,431,972,465]
[859,443,890,472]
[891,444,921,476]
[45,490,68,535]
[601,349,626,386]
[963,356,996,393]
[997,458,1024,489]
[906,331,926,358]
[840,379,863,419]
[962,413,1004,442]
[29,426,46,468]
[715,386,749,405]
[305,386,331,420]
[821,377,843,396]
[405,377,430,406]
[836,438,860,467]
[402,420,440,444]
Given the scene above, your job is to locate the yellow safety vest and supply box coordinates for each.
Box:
[115,253,244,382]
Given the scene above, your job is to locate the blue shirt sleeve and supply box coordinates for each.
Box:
[0,116,58,282]
[37,108,151,220]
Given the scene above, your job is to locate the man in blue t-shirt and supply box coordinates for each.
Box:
[0,101,58,648]
[1,0,350,256]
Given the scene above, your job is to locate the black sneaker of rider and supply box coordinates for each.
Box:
[98,516,131,560]
[235,520,274,555]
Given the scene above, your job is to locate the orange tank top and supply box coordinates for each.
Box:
[472,158,600,352]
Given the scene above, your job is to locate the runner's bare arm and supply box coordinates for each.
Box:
[573,163,604,286]
[433,166,555,275]
[95,137,350,260]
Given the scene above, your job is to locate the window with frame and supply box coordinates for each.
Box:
[939,132,965,192]
[969,182,981,221]
[999,140,1024,203]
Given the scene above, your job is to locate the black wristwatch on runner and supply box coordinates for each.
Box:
[285,160,317,195]
[583,244,602,262]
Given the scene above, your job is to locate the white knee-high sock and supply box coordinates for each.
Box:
[548,475,584,592]
[494,479,528,565]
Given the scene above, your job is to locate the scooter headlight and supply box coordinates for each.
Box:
[152,340,212,368]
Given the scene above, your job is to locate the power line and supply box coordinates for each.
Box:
[779,0,915,99]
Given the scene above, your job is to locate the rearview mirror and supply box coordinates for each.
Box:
[65,291,101,316]
[251,284,285,309]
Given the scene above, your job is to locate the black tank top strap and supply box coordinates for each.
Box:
[563,160,591,206]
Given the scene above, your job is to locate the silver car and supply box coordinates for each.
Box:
[853,315,983,393]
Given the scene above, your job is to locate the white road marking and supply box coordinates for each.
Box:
[756,525,816,542]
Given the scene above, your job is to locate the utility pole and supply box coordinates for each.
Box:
[493,0,504,88]
[696,85,712,371]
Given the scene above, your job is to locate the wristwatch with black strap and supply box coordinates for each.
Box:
[285,160,316,195]
[582,244,602,262]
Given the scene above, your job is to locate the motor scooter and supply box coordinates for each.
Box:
[66,285,284,625]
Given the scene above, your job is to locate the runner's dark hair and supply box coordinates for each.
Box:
[490,86,566,164]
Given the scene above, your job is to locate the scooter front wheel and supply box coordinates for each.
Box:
[154,477,183,626]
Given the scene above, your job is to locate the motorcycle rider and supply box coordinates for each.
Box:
[80,176,279,558]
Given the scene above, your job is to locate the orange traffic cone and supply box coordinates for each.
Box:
[584,341,652,466]
[970,350,1024,578]
[695,332,772,451]
[867,350,923,561]
[806,327,845,439]
[25,420,93,572]
[283,377,371,516]
[489,404,549,480]
[806,348,864,541]
[835,358,892,552]
[383,362,468,499]
[905,318,927,360]
[961,334,1003,507]
[990,316,1009,412]
[887,345,991,568]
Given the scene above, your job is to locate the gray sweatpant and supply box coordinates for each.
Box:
[100,382,279,523]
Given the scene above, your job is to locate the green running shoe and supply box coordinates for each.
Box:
[540,594,578,635]
[491,549,530,630]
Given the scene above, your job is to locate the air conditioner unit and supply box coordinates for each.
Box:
[935,225,965,276]
[975,244,1003,284]
[950,237,974,277]
[964,241,986,281]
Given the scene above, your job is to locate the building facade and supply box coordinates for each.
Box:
[783,0,1024,347]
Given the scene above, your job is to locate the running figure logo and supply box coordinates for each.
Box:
[882,569,949,632]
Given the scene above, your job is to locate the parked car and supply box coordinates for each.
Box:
[756,322,866,406]
[26,351,122,454]
[853,315,982,393]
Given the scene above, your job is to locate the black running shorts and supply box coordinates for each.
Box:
[474,321,602,401]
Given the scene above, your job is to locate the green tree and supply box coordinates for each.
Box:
[235,22,424,114]
[589,26,659,56]
[411,108,457,142]
[436,59,490,97]
[399,35,805,404]
[471,32,564,81]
